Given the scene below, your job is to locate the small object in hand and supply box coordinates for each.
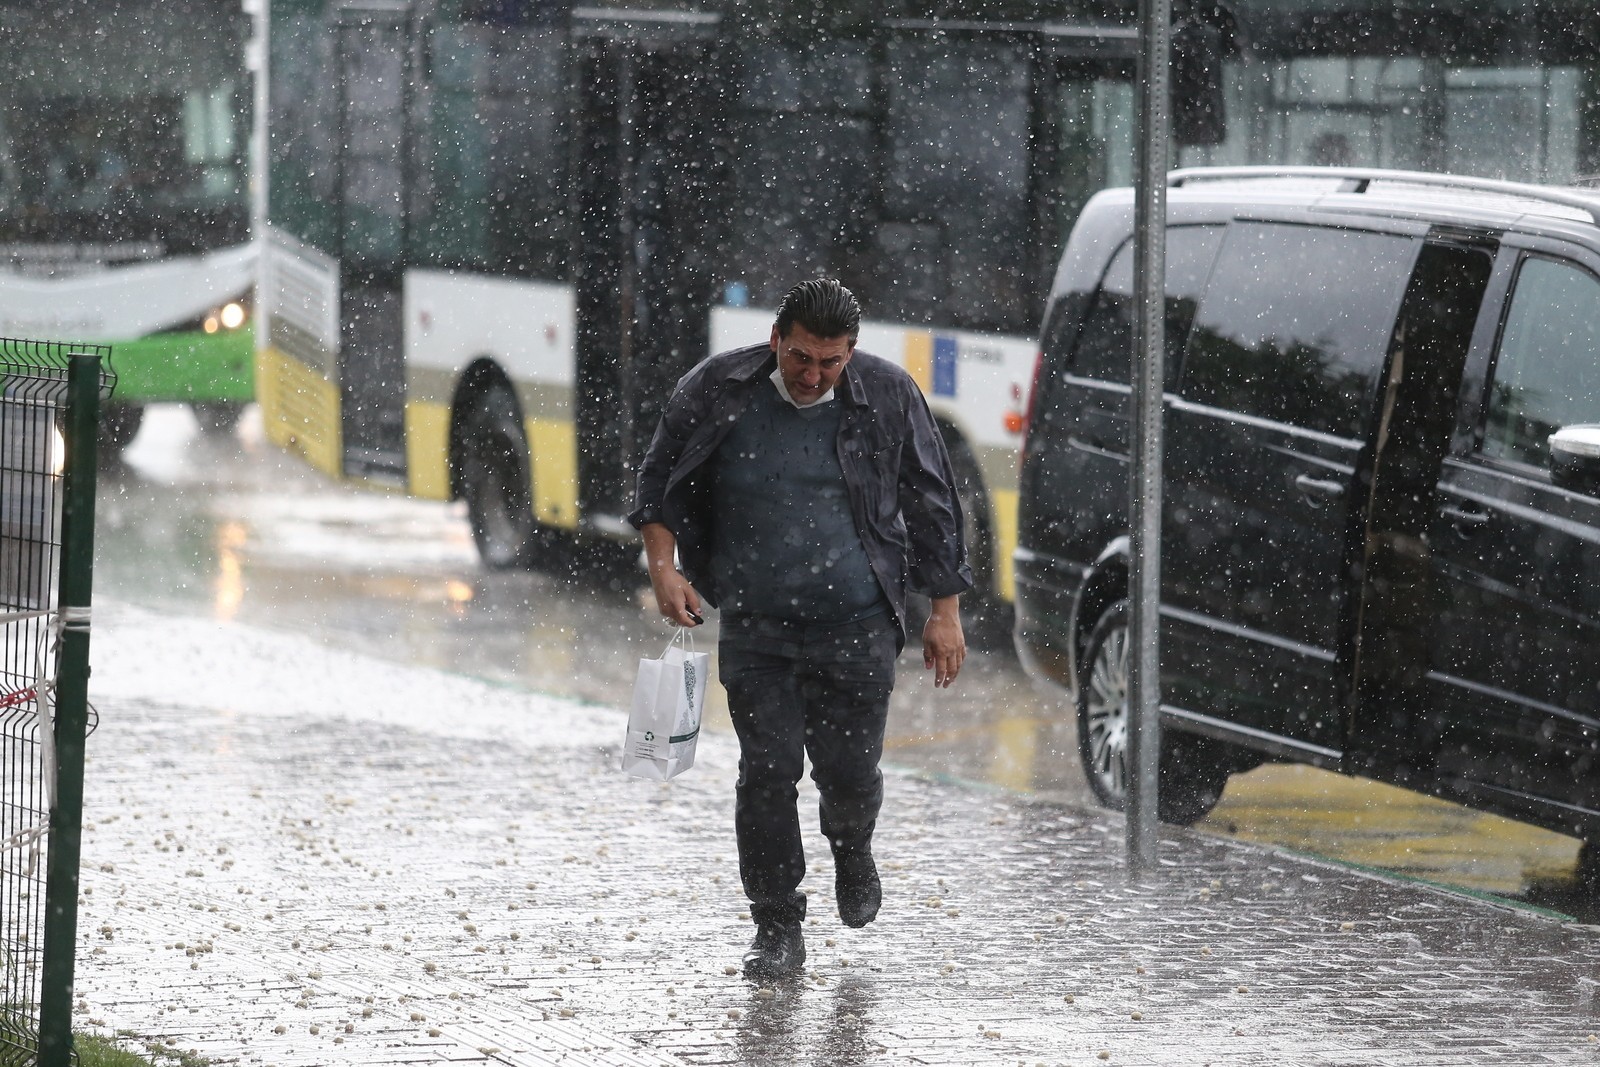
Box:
[686,610,704,625]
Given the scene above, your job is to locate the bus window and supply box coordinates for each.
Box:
[723,43,875,311]
[1040,70,1134,275]
[877,38,1033,334]
[2,2,254,454]
[269,10,338,251]
[419,22,569,279]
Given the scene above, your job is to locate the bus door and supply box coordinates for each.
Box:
[333,3,412,483]
[572,19,726,527]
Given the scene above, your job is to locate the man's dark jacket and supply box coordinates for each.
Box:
[628,343,973,646]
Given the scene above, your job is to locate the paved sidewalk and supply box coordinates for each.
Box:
[75,601,1600,1066]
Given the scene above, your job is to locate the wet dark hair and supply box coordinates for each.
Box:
[774,278,860,342]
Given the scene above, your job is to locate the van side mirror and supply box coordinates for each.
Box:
[1172,17,1228,147]
[1549,424,1600,494]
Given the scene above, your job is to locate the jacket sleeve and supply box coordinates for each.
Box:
[897,384,975,599]
[628,362,711,531]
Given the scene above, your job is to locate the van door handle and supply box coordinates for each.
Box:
[1294,474,1345,502]
[1441,503,1490,529]
[1067,433,1104,452]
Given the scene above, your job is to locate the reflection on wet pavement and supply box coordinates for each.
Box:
[101,405,1599,921]
[1205,764,1589,916]
[733,977,882,1067]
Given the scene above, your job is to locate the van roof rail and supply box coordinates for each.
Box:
[1168,165,1600,225]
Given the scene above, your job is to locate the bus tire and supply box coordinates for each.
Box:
[1577,840,1600,894]
[99,403,144,460]
[460,383,540,570]
[903,435,998,647]
[945,436,1009,648]
[1076,599,1229,827]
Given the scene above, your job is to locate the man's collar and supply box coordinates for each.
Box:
[725,344,866,406]
[839,357,867,406]
[726,346,774,382]
[768,365,834,408]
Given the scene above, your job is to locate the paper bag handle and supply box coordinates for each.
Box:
[659,626,695,660]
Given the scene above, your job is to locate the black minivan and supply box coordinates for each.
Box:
[1013,167,1600,860]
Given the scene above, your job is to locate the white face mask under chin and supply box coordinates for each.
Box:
[771,365,834,408]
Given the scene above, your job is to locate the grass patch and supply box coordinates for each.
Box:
[75,1034,155,1067]
[78,1032,209,1067]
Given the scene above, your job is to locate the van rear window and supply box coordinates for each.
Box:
[1067,225,1223,386]
[1181,223,1417,438]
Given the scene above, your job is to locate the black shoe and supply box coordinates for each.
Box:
[742,922,806,980]
[835,849,881,928]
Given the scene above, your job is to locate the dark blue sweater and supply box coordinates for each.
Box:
[629,344,974,649]
[709,382,887,622]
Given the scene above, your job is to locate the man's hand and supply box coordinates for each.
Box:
[641,522,703,627]
[652,567,704,628]
[922,595,965,687]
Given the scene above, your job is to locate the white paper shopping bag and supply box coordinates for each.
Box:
[622,628,707,780]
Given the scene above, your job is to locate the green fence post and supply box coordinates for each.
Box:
[38,351,103,1067]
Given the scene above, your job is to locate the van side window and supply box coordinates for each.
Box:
[1482,256,1600,468]
[1182,224,1417,437]
[1068,225,1223,386]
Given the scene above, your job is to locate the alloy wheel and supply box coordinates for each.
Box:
[1083,620,1129,802]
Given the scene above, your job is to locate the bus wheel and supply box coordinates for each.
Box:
[946,436,1008,647]
[1076,599,1229,827]
[904,436,1000,647]
[461,384,539,570]
[192,402,244,435]
[98,403,144,460]
[1577,840,1600,893]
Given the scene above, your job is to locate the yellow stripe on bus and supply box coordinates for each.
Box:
[991,487,1018,602]
[402,402,576,527]
[528,417,578,529]
[257,345,341,478]
[903,331,933,392]
[405,400,452,501]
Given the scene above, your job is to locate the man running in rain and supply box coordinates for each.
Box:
[630,278,971,980]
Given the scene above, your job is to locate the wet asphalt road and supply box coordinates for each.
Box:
[95,405,1595,919]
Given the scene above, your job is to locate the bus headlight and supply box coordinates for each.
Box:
[203,302,248,334]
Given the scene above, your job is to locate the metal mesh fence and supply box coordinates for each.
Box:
[0,338,111,1063]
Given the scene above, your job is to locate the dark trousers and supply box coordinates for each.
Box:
[718,610,898,928]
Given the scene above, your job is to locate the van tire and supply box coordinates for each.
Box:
[1077,599,1229,827]
[460,383,541,570]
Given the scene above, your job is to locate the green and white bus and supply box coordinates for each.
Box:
[257,0,1190,621]
[0,0,256,452]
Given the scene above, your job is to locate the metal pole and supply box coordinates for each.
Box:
[38,352,102,1067]
[248,0,270,352]
[616,50,639,473]
[1127,0,1172,879]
